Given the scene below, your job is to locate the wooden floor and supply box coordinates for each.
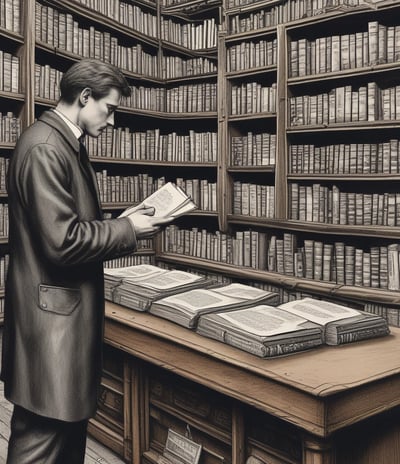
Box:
[0,330,126,464]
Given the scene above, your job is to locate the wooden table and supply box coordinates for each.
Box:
[103,302,400,464]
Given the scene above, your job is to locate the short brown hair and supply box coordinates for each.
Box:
[59,59,131,104]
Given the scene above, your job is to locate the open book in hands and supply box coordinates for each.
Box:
[119,182,197,219]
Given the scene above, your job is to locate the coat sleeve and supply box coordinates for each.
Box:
[17,142,137,266]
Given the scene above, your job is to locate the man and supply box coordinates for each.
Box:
[1,59,171,463]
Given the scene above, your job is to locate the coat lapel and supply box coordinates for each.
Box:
[38,110,102,217]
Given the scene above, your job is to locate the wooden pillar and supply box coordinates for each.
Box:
[302,435,335,464]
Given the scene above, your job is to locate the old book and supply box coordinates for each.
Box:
[149,283,279,328]
[112,269,216,311]
[278,298,389,345]
[119,181,197,219]
[104,264,166,300]
[196,304,323,358]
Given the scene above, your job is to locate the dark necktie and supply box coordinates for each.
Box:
[79,139,102,215]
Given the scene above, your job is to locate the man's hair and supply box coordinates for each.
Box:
[59,59,131,103]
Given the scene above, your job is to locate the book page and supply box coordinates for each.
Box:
[213,283,271,300]
[218,305,310,336]
[279,298,360,325]
[157,289,241,314]
[105,264,165,280]
[119,182,196,218]
[138,271,202,290]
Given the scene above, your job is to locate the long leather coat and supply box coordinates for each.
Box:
[1,110,137,421]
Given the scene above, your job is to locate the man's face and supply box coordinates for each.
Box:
[79,87,121,137]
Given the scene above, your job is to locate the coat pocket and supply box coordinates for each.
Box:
[38,284,81,315]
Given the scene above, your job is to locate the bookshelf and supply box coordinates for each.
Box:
[157,0,400,317]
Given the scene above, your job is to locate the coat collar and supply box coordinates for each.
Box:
[38,109,81,153]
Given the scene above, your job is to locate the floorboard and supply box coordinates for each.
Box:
[0,329,126,463]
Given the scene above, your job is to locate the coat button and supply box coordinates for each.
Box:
[41,287,48,292]
[41,303,47,309]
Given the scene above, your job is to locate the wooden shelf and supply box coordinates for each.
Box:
[90,157,217,168]
[0,26,23,44]
[226,65,277,80]
[288,62,400,86]
[228,215,400,240]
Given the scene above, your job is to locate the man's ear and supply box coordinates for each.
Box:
[79,87,91,106]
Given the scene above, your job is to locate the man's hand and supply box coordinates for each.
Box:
[125,205,173,238]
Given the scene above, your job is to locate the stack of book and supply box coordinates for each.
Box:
[112,269,216,311]
[197,297,390,358]
[149,283,280,328]
[104,264,165,300]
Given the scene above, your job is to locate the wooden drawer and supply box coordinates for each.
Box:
[146,368,232,464]
[245,408,302,464]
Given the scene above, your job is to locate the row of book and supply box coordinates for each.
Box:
[86,127,218,163]
[161,226,400,290]
[36,5,218,80]
[289,183,400,226]
[0,253,8,288]
[231,82,277,115]
[231,132,276,167]
[226,39,277,73]
[0,0,20,34]
[95,172,166,204]
[36,7,159,76]
[35,64,61,101]
[0,51,19,93]
[160,17,217,50]
[365,303,400,328]
[35,65,218,113]
[0,157,8,192]
[228,0,362,35]
[226,0,361,11]
[120,83,217,113]
[162,226,269,269]
[37,1,158,40]
[95,172,215,211]
[233,182,275,218]
[176,178,217,212]
[289,82,400,126]
[289,141,400,175]
[104,264,389,357]
[290,21,400,78]
[162,56,217,79]
[0,114,20,143]
[75,0,156,28]
[104,254,153,269]
[0,203,8,238]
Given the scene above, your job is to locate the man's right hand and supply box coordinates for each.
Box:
[125,206,173,238]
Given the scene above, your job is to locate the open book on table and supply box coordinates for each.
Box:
[278,297,390,345]
[104,264,166,300]
[111,268,217,311]
[197,298,390,358]
[119,181,197,219]
[149,283,280,328]
[196,304,323,358]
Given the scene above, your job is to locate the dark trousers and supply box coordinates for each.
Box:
[6,405,88,464]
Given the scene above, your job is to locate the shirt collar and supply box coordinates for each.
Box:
[52,109,84,141]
